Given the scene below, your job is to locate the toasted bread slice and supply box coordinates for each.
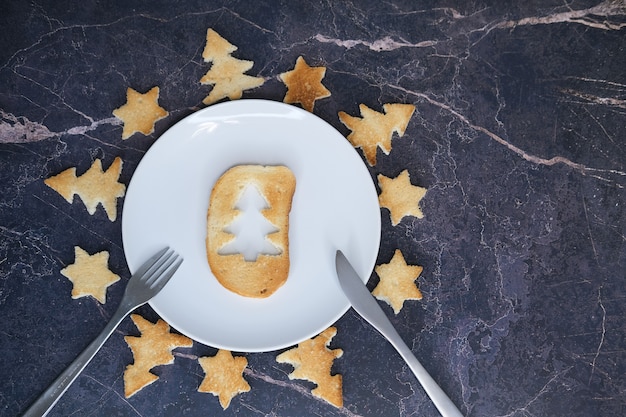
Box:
[206,165,296,298]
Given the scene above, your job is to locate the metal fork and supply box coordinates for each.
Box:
[22,247,183,417]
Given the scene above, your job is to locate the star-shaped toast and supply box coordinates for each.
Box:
[279,56,331,112]
[373,249,423,314]
[377,169,427,225]
[44,157,126,221]
[60,246,120,304]
[276,327,343,408]
[198,350,251,409]
[123,314,193,398]
[200,29,265,104]
[339,103,415,166]
[112,86,168,139]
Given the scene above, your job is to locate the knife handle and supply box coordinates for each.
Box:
[376,320,464,417]
[335,250,464,416]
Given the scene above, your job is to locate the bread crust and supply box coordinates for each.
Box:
[206,165,296,298]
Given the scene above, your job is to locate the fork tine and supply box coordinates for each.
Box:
[133,247,169,277]
[149,257,183,291]
[145,251,178,286]
[141,249,175,283]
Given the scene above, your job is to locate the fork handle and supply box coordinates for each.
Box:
[22,302,132,417]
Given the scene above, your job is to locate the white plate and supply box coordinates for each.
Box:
[122,99,381,352]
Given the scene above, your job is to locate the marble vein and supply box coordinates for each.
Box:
[560,89,626,110]
[389,84,626,188]
[82,374,142,417]
[582,197,600,262]
[243,367,364,416]
[589,287,607,384]
[313,34,437,51]
[31,195,122,250]
[0,110,57,143]
[496,0,626,31]
[495,366,574,417]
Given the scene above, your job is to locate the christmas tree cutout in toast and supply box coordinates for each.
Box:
[200,29,265,105]
[218,184,282,261]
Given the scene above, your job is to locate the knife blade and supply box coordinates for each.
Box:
[335,250,464,417]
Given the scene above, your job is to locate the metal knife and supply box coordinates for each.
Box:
[335,250,464,417]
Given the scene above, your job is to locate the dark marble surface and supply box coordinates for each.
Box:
[1,1,625,416]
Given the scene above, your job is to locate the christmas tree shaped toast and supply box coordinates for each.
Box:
[339,103,415,166]
[45,157,126,221]
[276,326,343,408]
[206,165,296,298]
[200,29,265,104]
